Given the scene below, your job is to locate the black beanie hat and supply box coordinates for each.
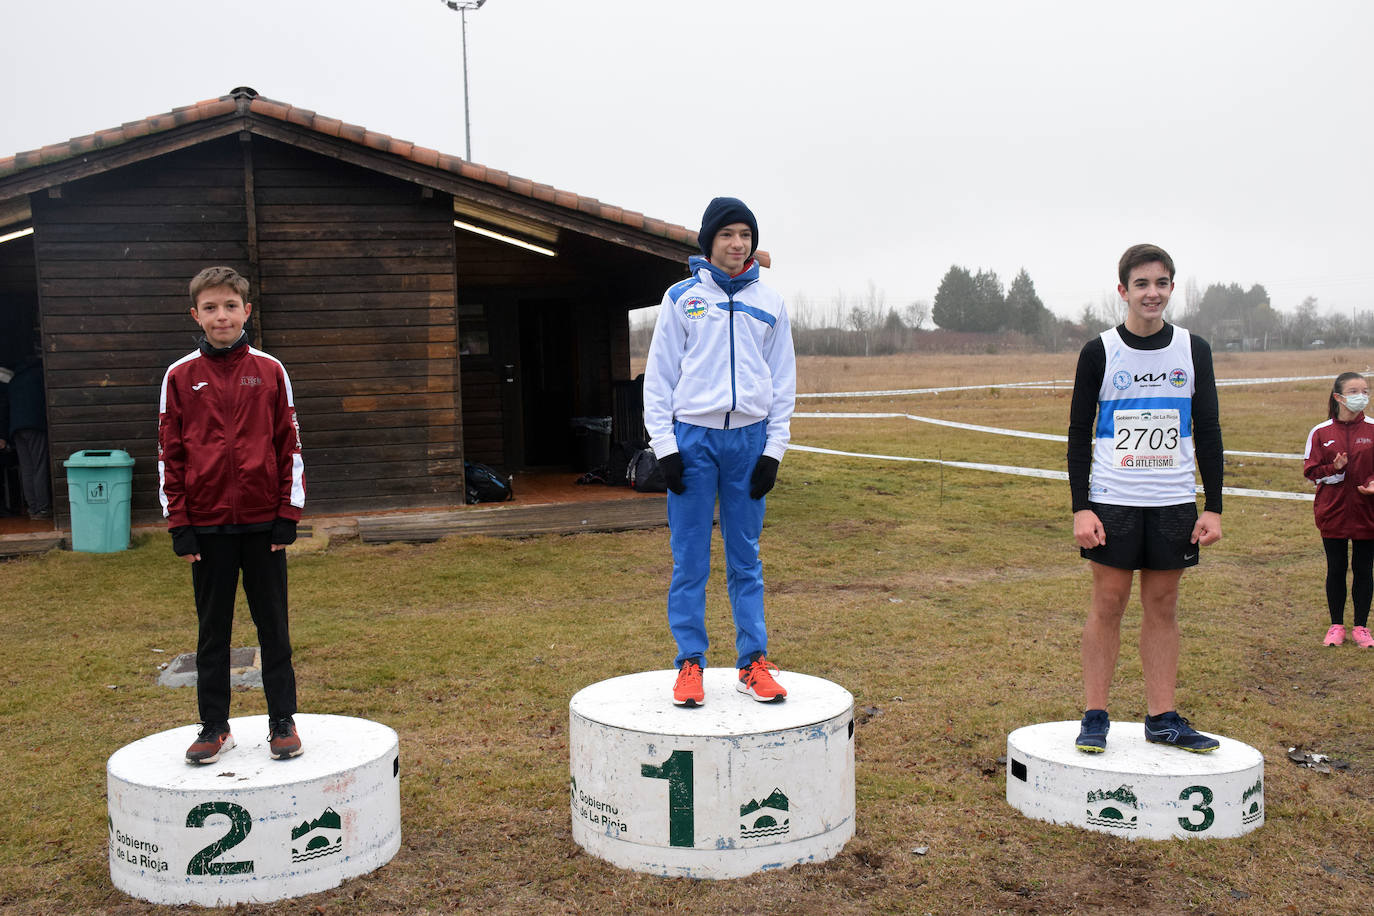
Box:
[698,197,758,258]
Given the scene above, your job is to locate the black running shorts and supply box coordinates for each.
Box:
[1080,501,1200,571]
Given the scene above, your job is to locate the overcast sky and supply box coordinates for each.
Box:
[3,1,1371,322]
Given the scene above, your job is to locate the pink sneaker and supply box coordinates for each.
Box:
[1351,626,1374,649]
[1324,624,1346,647]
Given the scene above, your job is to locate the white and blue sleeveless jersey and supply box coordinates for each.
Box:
[1089,326,1198,506]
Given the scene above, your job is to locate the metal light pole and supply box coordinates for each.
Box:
[440,0,488,161]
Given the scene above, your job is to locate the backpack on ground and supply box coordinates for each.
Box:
[464,460,514,503]
[605,441,637,487]
[627,449,666,493]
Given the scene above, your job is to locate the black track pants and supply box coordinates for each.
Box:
[191,530,297,724]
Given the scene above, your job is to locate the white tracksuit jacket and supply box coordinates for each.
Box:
[643,255,796,462]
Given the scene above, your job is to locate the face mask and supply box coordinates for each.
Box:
[1344,393,1369,412]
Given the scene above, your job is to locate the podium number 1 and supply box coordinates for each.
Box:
[641,750,694,847]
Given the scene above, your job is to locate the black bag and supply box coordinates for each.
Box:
[605,441,637,488]
[627,449,666,493]
[465,460,514,503]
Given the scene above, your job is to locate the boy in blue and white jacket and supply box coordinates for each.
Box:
[643,197,796,707]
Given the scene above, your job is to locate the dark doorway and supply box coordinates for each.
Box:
[518,300,578,467]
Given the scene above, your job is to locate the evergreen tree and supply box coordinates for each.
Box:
[1006,268,1052,336]
[970,269,1007,332]
[932,265,977,330]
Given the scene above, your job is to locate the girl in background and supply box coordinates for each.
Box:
[1303,371,1374,648]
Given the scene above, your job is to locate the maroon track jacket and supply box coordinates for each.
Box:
[158,340,305,529]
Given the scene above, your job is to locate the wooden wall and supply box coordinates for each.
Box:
[252,139,461,511]
[34,138,249,523]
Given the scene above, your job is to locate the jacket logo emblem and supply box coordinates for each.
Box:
[1111,370,1131,390]
[1169,368,1188,388]
[682,296,708,320]
[241,376,262,386]
[1324,440,1336,447]
[191,382,209,391]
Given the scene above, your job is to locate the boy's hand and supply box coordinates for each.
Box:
[1191,510,1222,546]
[1073,509,1105,548]
[170,526,201,562]
[749,456,779,499]
[658,453,686,494]
[270,517,298,549]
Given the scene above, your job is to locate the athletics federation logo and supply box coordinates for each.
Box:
[1169,368,1188,388]
[1112,370,1132,391]
[682,296,708,320]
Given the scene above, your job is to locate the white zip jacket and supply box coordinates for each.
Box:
[643,255,796,462]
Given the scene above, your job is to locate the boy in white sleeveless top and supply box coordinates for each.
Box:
[1066,244,1224,753]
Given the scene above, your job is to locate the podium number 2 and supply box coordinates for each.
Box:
[641,750,694,847]
[186,802,254,875]
[1177,785,1215,833]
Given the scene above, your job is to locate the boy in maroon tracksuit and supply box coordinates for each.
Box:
[159,266,306,763]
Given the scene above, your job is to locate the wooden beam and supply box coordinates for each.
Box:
[240,132,263,348]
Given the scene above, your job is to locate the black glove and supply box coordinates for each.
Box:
[170,526,200,557]
[659,452,686,495]
[749,456,779,500]
[270,517,298,546]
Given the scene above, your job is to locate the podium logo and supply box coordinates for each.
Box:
[291,807,343,863]
[1241,777,1263,826]
[1085,785,1139,830]
[739,788,790,840]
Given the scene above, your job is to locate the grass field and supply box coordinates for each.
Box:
[3,349,1373,914]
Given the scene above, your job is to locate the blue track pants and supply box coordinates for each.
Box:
[666,419,768,669]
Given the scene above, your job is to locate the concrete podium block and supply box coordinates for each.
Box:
[1006,721,1263,840]
[570,669,854,878]
[107,713,400,905]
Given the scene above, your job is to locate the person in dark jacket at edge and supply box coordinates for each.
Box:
[0,351,52,519]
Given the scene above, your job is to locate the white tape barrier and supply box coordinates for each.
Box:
[801,373,1337,400]
[1214,374,1342,387]
[787,443,1314,502]
[794,412,1303,461]
[798,380,1070,399]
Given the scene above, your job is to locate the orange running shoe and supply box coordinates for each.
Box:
[268,717,303,759]
[673,660,705,707]
[737,656,787,702]
[185,722,234,764]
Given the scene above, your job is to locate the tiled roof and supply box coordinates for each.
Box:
[0,88,698,249]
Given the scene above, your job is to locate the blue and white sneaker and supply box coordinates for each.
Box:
[1075,709,1110,753]
[1143,712,1219,753]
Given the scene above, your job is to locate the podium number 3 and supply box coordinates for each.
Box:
[1177,785,1215,833]
[641,750,694,847]
[186,802,254,875]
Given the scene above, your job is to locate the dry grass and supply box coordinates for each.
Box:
[2,350,1372,914]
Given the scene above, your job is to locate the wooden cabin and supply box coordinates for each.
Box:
[0,88,696,523]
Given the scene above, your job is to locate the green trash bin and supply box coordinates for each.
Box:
[63,449,135,553]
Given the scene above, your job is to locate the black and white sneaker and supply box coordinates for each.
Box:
[1144,712,1219,753]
